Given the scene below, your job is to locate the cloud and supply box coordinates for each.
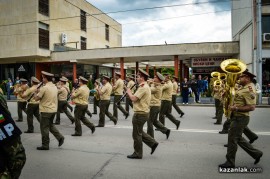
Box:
[87,0,231,46]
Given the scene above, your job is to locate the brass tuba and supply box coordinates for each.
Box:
[220,59,246,118]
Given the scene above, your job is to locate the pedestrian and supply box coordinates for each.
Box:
[189,75,199,103]
[21,77,42,133]
[203,76,209,96]
[0,93,26,179]
[126,68,159,159]
[252,79,261,105]
[70,76,95,136]
[34,71,65,150]
[54,76,75,125]
[113,72,129,119]
[147,72,171,139]
[171,76,184,117]
[96,75,117,127]
[181,77,189,104]
[14,79,29,122]
[6,78,13,100]
[219,70,263,168]
[159,73,181,130]
[197,75,204,101]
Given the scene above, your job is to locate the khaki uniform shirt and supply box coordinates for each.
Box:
[133,82,151,113]
[161,80,173,101]
[150,84,162,106]
[72,85,89,105]
[23,85,39,104]
[114,79,124,95]
[233,82,256,117]
[15,85,29,102]
[172,81,178,95]
[37,82,58,113]
[0,88,3,95]
[127,80,136,94]
[58,85,69,101]
[100,82,112,100]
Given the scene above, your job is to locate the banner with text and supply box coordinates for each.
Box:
[191,57,228,67]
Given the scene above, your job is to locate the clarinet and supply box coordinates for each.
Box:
[67,83,79,101]
[116,83,138,106]
[26,82,43,107]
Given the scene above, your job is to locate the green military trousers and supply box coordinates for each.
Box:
[74,104,94,135]
[56,100,75,124]
[26,103,40,132]
[113,95,129,119]
[98,100,117,126]
[159,100,180,126]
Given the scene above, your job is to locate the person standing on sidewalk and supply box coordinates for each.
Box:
[189,75,199,103]
[34,71,65,150]
[171,76,184,117]
[181,77,189,104]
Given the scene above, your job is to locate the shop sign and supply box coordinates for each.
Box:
[18,65,26,72]
[193,67,218,74]
[191,57,228,67]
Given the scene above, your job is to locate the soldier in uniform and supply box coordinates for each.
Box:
[171,76,185,118]
[126,69,159,159]
[148,72,171,139]
[92,78,101,114]
[213,82,224,125]
[14,78,29,122]
[34,71,65,150]
[96,76,117,127]
[21,77,42,133]
[159,73,181,130]
[54,77,75,125]
[0,94,26,179]
[71,76,95,136]
[113,72,129,119]
[219,70,263,168]
[125,75,135,114]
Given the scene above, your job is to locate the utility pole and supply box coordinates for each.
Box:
[256,0,262,104]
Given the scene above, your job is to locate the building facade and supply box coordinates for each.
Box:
[231,0,270,97]
[0,0,122,82]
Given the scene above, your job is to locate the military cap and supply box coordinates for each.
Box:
[20,78,28,82]
[115,72,121,77]
[31,77,40,83]
[240,69,256,79]
[173,76,178,79]
[59,77,68,82]
[102,75,110,81]
[156,72,165,81]
[138,68,149,77]
[95,78,101,83]
[41,71,54,77]
[79,76,88,82]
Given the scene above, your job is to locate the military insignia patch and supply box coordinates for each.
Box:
[248,86,254,92]
[250,93,255,99]
[0,114,6,123]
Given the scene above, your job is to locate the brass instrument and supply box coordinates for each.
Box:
[219,73,227,81]
[211,72,220,78]
[220,59,246,118]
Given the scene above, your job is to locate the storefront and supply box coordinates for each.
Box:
[0,63,35,82]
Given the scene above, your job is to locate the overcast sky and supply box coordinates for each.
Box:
[87,0,232,47]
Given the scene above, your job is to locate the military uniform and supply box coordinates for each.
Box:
[213,85,224,124]
[93,79,101,114]
[55,78,75,124]
[171,78,184,117]
[220,80,263,167]
[128,80,158,159]
[97,78,117,127]
[22,77,41,133]
[159,80,181,129]
[0,94,26,179]
[71,77,95,136]
[125,77,135,113]
[148,74,170,139]
[113,75,129,119]
[36,71,64,150]
[14,79,29,122]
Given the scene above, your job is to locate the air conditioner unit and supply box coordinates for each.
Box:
[61,33,67,44]
[263,33,270,42]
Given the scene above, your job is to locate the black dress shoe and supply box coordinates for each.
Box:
[214,122,221,125]
[219,161,235,168]
[92,112,97,114]
[176,121,181,130]
[127,153,142,159]
[16,120,23,122]
[71,120,75,124]
[155,128,160,131]
[91,126,95,134]
[166,130,171,139]
[249,136,258,144]
[58,137,64,147]
[71,133,82,136]
[125,113,129,119]
[219,130,228,134]
[54,122,60,125]
[212,117,217,119]
[95,125,104,127]
[88,113,92,118]
[151,143,159,155]
[180,113,185,118]
[37,146,49,150]
[24,130,33,133]
[254,153,263,164]
[224,144,228,147]
[113,120,117,125]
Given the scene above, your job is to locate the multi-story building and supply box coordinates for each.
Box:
[0,0,122,82]
[231,0,270,97]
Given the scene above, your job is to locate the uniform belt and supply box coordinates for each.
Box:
[134,112,149,114]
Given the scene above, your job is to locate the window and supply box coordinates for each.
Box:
[81,10,87,31]
[39,0,49,16]
[262,16,270,33]
[39,22,49,49]
[105,24,109,41]
[81,37,87,50]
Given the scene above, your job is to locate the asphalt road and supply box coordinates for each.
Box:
[5,102,270,179]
